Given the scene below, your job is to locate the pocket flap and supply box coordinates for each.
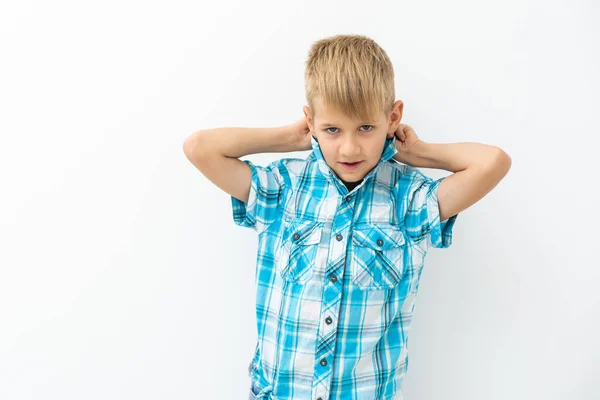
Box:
[284,219,323,246]
[352,224,405,250]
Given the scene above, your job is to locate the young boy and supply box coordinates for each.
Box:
[183,34,511,400]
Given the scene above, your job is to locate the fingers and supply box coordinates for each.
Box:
[396,127,406,142]
[395,123,417,143]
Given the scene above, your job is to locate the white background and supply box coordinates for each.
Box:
[1,1,599,399]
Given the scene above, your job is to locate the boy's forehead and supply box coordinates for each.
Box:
[314,105,379,125]
[312,96,386,125]
[316,116,380,128]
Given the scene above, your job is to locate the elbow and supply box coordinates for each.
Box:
[183,136,196,160]
[483,147,512,179]
[496,147,512,176]
[183,131,209,161]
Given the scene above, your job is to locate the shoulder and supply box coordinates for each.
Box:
[279,156,311,175]
[386,161,439,204]
[244,156,306,176]
[243,156,311,191]
[387,161,431,188]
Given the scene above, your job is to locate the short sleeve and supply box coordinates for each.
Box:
[399,169,458,249]
[231,159,286,234]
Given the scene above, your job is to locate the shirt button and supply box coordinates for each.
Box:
[377,238,384,246]
[325,316,332,325]
[320,358,328,366]
[293,232,300,240]
[330,275,337,283]
[336,233,343,241]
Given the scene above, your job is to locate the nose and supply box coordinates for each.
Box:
[339,135,361,158]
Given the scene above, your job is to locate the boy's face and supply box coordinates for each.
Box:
[303,98,403,183]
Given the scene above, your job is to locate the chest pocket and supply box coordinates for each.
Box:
[350,224,406,290]
[276,219,324,284]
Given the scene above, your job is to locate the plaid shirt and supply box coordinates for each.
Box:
[231,135,458,400]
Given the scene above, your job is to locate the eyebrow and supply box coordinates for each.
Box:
[319,121,376,127]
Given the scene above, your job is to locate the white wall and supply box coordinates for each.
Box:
[1,0,598,399]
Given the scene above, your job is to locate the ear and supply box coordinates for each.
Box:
[303,105,314,132]
[387,100,403,138]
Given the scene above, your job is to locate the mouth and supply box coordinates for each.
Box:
[340,161,363,171]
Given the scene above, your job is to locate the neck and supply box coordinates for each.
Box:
[343,179,362,192]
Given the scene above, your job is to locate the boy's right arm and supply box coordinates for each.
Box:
[182,125,302,203]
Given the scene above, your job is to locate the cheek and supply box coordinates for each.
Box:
[322,149,337,162]
[365,141,384,156]
[317,142,336,159]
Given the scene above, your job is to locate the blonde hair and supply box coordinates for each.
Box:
[304,34,395,122]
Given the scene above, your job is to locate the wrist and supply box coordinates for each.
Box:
[265,125,296,153]
[393,140,432,168]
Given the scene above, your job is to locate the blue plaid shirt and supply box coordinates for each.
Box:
[232,135,458,400]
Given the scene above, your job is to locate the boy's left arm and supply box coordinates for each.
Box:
[392,124,512,222]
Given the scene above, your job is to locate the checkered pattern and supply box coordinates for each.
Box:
[232,135,458,400]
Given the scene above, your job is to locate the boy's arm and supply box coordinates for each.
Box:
[393,136,512,222]
[182,125,299,203]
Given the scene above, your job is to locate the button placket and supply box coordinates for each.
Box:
[322,314,335,335]
[313,218,352,399]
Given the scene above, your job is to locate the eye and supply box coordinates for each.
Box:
[325,125,373,134]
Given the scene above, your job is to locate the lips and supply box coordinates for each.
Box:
[340,161,363,171]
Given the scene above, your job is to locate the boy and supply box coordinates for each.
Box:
[183,34,511,400]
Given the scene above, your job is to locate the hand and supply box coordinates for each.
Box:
[392,123,426,166]
[394,123,422,153]
[288,117,312,151]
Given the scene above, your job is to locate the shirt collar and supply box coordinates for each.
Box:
[307,135,398,193]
